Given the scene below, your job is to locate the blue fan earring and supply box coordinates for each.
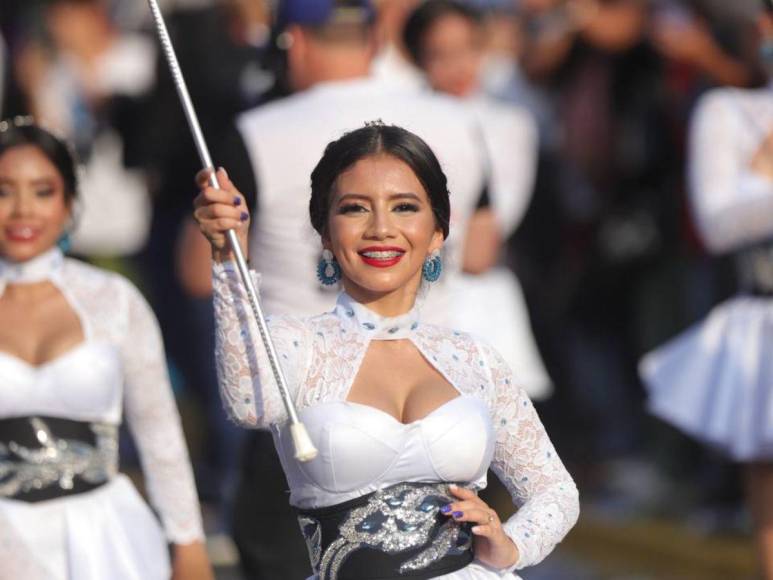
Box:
[57,232,72,254]
[422,250,442,282]
[317,249,341,286]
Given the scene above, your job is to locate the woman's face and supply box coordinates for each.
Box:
[421,13,482,98]
[0,145,70,263]
[326,154,443,302]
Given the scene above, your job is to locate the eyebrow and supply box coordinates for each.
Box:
[336,192,423,203]
[0,177,56,186]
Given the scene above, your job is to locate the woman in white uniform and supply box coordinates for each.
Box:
[640,4,773,576]
[402,0,551,400]
[0,118,211,579]
[195,123,578,579]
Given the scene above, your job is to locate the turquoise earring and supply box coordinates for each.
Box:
[57,232,72,254]
[317,249,341,286]
[422,250,442,282]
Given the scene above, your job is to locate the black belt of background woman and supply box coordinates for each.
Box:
[0,415,116,502]
[297,481,475,580]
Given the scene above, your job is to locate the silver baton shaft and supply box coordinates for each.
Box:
[146,0,317,461]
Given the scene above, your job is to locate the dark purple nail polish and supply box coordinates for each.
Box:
[240,212,249,222]
[233,196,241,206]
[440,505,451,514]
[452,511,463,518]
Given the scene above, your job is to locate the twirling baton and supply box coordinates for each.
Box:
[146,0,317,461]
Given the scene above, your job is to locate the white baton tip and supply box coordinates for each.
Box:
[290,422,318,462]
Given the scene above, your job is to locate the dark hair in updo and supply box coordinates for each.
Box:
[0,121,79,204]
[309,123,451,239]
[403,0,481,65]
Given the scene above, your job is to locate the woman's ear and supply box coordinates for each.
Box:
[429,228,444,254]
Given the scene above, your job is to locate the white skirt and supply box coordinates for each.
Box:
[640,295,773,461]
[448,269,552,401]
[0,474,170,580]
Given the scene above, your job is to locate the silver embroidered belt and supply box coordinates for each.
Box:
[297,482,474,580]
[0,416,118,502]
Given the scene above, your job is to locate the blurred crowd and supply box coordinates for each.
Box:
[1,0,769,576]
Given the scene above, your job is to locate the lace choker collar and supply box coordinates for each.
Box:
[334,292,421,340]
[0,247,64,295]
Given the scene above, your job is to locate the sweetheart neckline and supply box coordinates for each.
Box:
[336,395,485,427]
[0,341,95,371]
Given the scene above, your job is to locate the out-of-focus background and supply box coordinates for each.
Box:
[0,0,768,578]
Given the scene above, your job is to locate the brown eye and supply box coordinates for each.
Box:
[338,203,367,214]
[394,203,419,213]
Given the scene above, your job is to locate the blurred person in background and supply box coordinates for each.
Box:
[18,0,155,259]
[0,118,211,580]
[141,0,281,555]
[402,0,551,401]
[641,2,773,576]
[174,0,489,575]
[370,0,425,87]
[507,0,759,505]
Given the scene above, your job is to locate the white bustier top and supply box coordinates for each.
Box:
[0,249,203,544]
[212,262,579,571]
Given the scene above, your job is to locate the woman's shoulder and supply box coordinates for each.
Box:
[61,257,149,309]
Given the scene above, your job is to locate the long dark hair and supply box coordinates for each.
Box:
[309,123,451,239]
[0,119,79,203]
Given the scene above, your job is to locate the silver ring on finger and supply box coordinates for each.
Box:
[488,512,494,523]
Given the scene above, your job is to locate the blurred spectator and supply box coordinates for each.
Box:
[17,0,155,258]
[403,0,552,400]
[370,0,425,87]
[641,4,773,575]
[510,0,687,484]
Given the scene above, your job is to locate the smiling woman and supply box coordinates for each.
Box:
[195,123,579,580]
[0,118,212,580]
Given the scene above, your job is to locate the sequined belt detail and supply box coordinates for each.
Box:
[297,482,474,580]
[0,416,118,502]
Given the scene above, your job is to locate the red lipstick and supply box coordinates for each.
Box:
[358,246,406,268]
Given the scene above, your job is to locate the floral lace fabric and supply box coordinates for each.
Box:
[61,259,204,544]
[0,256,203,578]
[213,262,579,570]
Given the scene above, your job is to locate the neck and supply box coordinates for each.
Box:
[309,54,371,86]
[0,246,64,296]
[342,276,421,317]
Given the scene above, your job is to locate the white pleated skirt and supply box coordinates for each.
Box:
[640,295,773,461]
[447,268,552,401]
[0,474,170,580]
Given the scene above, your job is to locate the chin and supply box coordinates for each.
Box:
[1,241,57,263]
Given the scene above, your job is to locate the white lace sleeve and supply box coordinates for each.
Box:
[120,281,204,544]
[479,340,579,570]
[689,90,773,253]
[212,261,311,428]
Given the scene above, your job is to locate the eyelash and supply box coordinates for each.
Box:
[36,188,55,197]
[337,203,420,214]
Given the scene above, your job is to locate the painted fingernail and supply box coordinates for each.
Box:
[440,505,451,514]
[240,212,249,222]
[233,196,241,206]
[452,511,463,518]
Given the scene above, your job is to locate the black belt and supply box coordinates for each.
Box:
[297,482,474,580]
[0,416,118,502]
